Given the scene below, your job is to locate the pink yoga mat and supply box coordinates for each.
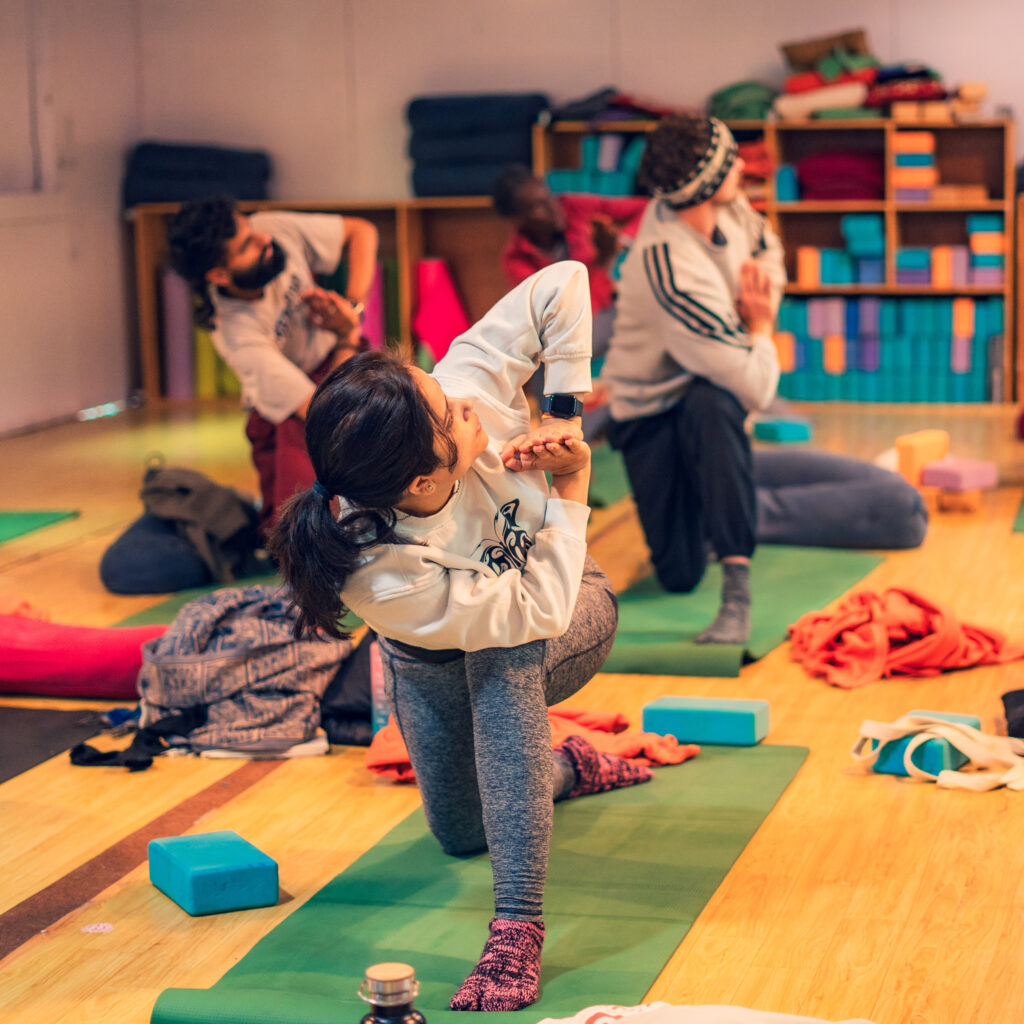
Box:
[411,258,471,363]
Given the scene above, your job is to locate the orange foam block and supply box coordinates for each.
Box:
[952,298,975,338]
[892,166,939,188]
[931,246,953,287]
[823,334,846,375]
[892,131,936,153]
[796,247,820,287]
[895,429,950,487]
[969,232,1005,254]
[773,331,796,373]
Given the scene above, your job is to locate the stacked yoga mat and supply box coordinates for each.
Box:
[406,93,549,197]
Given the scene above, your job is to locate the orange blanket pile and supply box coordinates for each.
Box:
[789,587,1024,689]
[365,705,699,782]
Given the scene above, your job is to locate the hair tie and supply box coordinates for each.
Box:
[312,480,332,501]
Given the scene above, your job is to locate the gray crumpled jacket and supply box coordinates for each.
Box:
[138,584,351,752]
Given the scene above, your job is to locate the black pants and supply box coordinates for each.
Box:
[608,378,755,593]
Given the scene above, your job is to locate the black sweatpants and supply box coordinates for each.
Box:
[608,377,756,593]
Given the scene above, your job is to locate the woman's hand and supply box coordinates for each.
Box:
[501,420,584,472]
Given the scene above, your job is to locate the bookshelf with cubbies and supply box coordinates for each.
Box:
[532,117,1016,402]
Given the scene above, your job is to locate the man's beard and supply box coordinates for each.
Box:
[231,239,286,290]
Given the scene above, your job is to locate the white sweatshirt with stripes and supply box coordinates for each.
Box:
[602,194,786,420]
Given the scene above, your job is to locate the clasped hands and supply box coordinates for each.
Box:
[500,419,590,476]
[302,287,361,338]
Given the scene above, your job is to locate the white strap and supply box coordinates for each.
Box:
[852,714,1024,792]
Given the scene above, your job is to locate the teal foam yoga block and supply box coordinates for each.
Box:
[872,709,981,778]
[149,830,278,916]
[753,418,812,443]
[643,696,769,746]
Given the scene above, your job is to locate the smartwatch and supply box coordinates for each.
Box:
[540,393,584,419]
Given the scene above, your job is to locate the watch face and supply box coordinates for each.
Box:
[544,394,580,417]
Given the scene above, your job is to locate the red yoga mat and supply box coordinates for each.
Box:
[0,616,166,699]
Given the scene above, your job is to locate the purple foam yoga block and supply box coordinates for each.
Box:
[824,298,845,336]
[951,247,970,285]
[969,268,1004,286]
[920,458,998,490]
[858,297,880,336]
[859,335,881,372]
[895,188,931,202]
[950,335,971,374]
[897,269,931,285]
[806,299,827,338]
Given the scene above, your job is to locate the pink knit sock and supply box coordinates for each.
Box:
[449,917,545,1011]
[558,734,653,799]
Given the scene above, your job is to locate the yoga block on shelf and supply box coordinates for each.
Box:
[149,830,278,916]
[919,457,997,491]
[753,417,812,443]
[872,710,981,777]
[643,696,769,746]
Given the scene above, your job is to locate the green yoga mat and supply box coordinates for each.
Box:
[0,510,78,543]
[114,574,281,627]
[152,743,807,1024]
[603,544,883,677]
[1014,493,1024,532]
[115,575,362,633]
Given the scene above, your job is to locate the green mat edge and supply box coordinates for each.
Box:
[0,509,79,543]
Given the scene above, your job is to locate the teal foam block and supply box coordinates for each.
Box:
[643,696,770,746]
[149,830,279,916]
[872,709,981,777]
[753,417,812,443]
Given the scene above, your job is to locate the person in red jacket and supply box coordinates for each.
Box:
[493,165,645,359]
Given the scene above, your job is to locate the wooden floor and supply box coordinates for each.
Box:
[2,400,1024,1024]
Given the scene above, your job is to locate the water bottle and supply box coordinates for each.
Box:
[358,962,426,1024]
[369,638,389,736]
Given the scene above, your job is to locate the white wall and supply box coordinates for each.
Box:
[2,0,1023,432]
[0,0,139,434]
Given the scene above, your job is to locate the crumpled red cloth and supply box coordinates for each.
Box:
[365,705,700,782]
[788,587,1024,689]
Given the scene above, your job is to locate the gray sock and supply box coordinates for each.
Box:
[695,561,751,645]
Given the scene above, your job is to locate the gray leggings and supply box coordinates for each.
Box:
[377,557,618,923]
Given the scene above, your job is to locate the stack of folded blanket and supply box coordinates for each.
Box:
[406,92,549,197]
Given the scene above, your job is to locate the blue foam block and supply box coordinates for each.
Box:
[643,696,770,746]
[148,830,278,916]
[872,709,981,778]
[753,418,813,443]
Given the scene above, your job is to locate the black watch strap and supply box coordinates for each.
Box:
[540,393,584,419]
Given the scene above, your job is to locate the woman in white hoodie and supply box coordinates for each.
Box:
[269,261,650,1013]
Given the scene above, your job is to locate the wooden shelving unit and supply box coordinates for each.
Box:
[533,116,1017,401]
[127,196,510,402]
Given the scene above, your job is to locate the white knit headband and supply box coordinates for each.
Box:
[655,117,738,210]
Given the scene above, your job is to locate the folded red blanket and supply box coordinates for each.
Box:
[365,705,699,781]
[789,587,1024,689]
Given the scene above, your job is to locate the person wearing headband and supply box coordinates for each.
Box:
[601,112,786,645]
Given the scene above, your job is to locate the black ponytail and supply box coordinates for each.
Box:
[268,350,457,639]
